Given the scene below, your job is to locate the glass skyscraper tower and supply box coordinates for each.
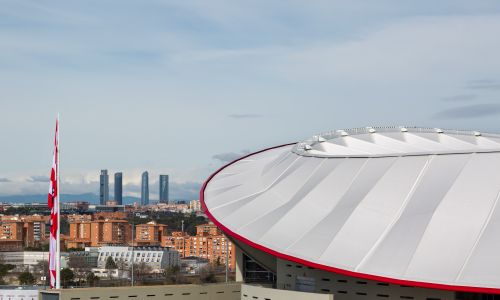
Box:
[159,175,169,204]
[99,170,109,205]
[141,171,149,205]
[114,172,123,205]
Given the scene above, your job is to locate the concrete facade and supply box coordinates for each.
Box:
[39,283,242,300]
[97,246,179,271]
[276,258,454,300]
[242,284,333,300]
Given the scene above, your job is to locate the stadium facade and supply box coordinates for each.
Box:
[201,127,500,300]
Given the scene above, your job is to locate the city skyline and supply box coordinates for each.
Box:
[1,1,500,200]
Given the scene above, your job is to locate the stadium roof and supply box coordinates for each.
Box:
[201,127,500,294]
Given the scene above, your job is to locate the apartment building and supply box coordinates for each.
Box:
[0,215,49,250]
[165,223,235,270]
[134,221,168,247]
[0,220,24,251]
[67,219,132,248]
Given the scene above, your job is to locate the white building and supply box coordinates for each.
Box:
[202,127,500,300]
[97,246,179,271]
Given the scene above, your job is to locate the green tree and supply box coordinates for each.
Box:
[0,254,15,285]
[105,256,117,269]
[18,272,35,285]
[60,268,74,287]
[105,257,117,279]
[86,272,99,287]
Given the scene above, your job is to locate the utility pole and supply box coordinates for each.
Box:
[131,216,135,287]
[225,237,229,283]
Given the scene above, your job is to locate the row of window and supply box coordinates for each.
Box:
[101,252,164,258]
[69,290,240,300]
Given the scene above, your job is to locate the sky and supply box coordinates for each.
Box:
[1,0,500,200]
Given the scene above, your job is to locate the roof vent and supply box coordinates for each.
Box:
[368,127,376,133]
[435,128,444,133]
[400,127,408,132]
[304,144,312,150]
[340,131,349,137]
[474,131,482,137]
[313,135,326,143]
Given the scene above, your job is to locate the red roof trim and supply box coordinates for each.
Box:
[200,143,500,295]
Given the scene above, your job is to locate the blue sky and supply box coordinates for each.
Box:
[1,1,500,200]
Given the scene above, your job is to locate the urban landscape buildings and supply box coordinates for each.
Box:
[159,174,169,204]
[99,170,109,205]
[141,171,149,205]
[114,172,122,205]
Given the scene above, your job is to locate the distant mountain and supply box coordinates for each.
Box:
[0,193,189,205]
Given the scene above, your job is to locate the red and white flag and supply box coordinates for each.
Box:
[48,119,59,289]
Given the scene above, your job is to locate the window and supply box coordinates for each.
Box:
[357,281,368,285]
[356,292,367,296]
[377,295,389,298]
[321,278,331,282]
[400,296,414,299]
[337,279,347,283]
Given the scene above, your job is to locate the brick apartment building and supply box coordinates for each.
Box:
[165,223,235,270]
[67,219,132,248]
[0,215,49,250]
[0,220,24,251]
[67,214,167,249]
[134,221,168,246]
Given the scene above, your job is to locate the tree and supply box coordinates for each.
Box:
[18,272,35,285]
[60,268,74,287]
[86,272,99,287]
[69,254,90,285]
[105,257,117,279]
[199,265,218,284]
[34,260,49,286]
[105,257,117,270]
[133,262,152,282]
[0,254,15,285]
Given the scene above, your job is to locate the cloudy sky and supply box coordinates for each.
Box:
[1,1,500,200]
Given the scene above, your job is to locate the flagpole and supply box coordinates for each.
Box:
[56,114,61,289]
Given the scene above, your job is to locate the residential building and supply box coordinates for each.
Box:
[0,220,24,251]
[114,172,123,205]
[189,200,201,212]
[99,170,109,205]
[22,215,48,247]
[134,221,167,247]
[141,171,149,205]
[0,215,48,248]
[159,174,169,204]
[67,219,132,248]
[164,223,235,270]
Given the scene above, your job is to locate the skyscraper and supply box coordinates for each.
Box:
[141,171,149,206]
[99,170,109,205]
[114,172,123,205]
[159,175,169,204]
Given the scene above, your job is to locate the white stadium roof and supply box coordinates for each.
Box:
[201,127,500,293]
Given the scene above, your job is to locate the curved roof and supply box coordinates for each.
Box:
[201,127,500,294]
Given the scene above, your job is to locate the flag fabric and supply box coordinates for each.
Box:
[48,119,59,288]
